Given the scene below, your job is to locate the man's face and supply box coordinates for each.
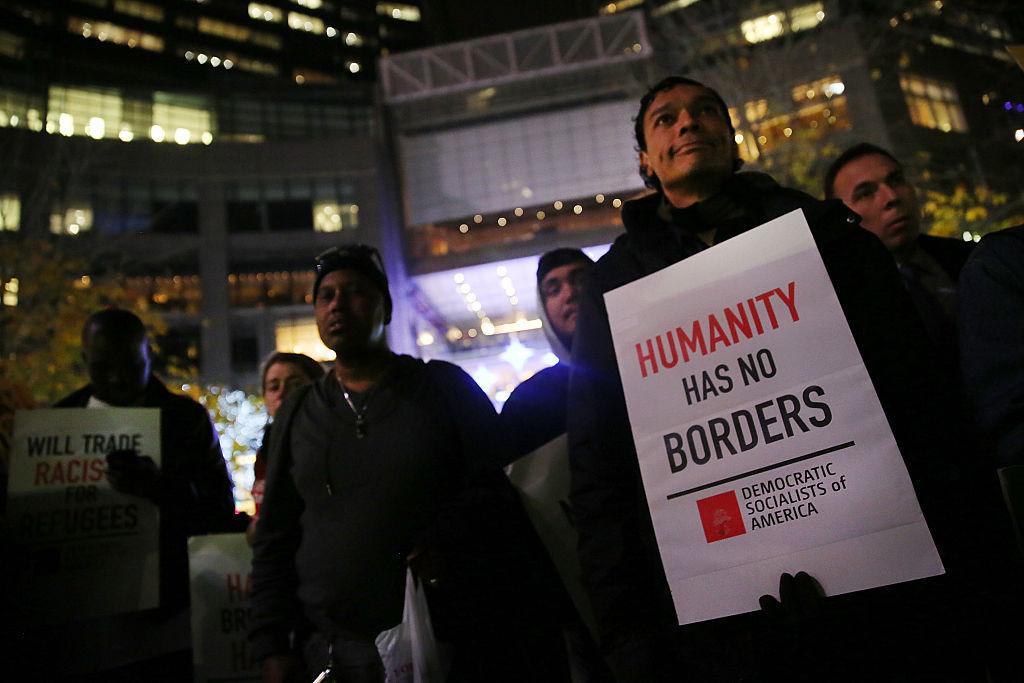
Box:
[541,261,590,346]
[639,84,735,199]
[831,153,921,253]
[314,269,387,357]
[84,332,152,406]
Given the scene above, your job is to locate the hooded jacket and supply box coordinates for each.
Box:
[498,272,577,464]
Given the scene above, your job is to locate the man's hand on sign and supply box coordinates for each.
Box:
[759,571,825,624]
[106,448,161,500]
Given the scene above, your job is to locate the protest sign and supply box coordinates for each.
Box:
[189,533,260,683]
[7,408,161,624]
[605,209,944,625]
[506,434,597,637]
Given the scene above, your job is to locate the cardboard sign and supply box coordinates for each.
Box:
[604,209,944,625]
[7,408,161,624]
[189,534,260,683]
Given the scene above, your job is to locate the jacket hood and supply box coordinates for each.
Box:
[538,278,573,365]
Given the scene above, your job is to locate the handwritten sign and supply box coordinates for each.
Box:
[605,210,944,624]
[7,408,161,624]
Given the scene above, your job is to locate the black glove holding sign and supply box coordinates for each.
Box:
[106,448,162,501]
[757,572,832,677]
[759,571,825,623]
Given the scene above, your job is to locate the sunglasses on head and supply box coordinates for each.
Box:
[313,245,385,276]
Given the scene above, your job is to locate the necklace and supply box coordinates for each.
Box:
[341,387,368,438]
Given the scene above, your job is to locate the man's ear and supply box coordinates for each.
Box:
[638,150,650,178]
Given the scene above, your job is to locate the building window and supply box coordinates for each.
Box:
[50,207,94,235]
[789,2,825,32]
[732,76,850,156]
[68,17,165,51]
[376,3,420,22]
[0,194,19,231]
[268,200,314,230]
[276,317,335,360]
[0,30,26,59]
[287,12,325,34]
[0,88,45,131]
[292,0,323,8]
[112,0,165,22]
[741,2,824,44]
[248,3,283,22]
[3,277,18,307]
[900,74,968,133]
[741,13,784,43]
[250,31,282,50]
[313,202,358,232]
[153,93,215,144]
[198,17,251,41]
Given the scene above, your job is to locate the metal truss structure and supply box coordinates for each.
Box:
[380,12,651,104]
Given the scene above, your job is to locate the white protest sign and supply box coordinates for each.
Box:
[605,209,944,625]
[189,533,260,683]
[7,408,161,624]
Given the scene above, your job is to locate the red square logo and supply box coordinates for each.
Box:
[697,490,746,543]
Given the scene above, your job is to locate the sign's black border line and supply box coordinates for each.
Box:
[666,440,856,500]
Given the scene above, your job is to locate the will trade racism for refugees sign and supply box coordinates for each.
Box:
[7,408,161,624]
[605,210,944,625]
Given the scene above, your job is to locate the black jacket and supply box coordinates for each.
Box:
[567,174,969,681]
[249,357,569,680]
[56,376,237,610]
[917,232,975,283]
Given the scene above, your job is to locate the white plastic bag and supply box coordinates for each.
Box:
[375,569,445,683]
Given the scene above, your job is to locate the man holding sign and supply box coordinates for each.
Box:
[567,77,979,681]
[35,309,237,679]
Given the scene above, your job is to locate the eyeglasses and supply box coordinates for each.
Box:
[313,244,385,276]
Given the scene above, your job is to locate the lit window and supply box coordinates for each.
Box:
[0,194,20,231]
[47,86,124,140]
[287,11,324,33]
[112,0,164,21]
[276,318,335,361]
[789,2,824,32]
[248,3,283,22]
[50,207,94,235]
[68,17,165,51]
[899,74,967,133]
[741,13,784,43]
[0,30,26,59]
[250,31,282,49]
[2,277,18,307]
[741,2,823,44]
[292,0,322,7]
[153,94,215,144]
[376,3,420,21]
[198,17,251,41]
[313,202,359,232]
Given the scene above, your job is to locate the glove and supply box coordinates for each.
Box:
[759,571,825,624]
